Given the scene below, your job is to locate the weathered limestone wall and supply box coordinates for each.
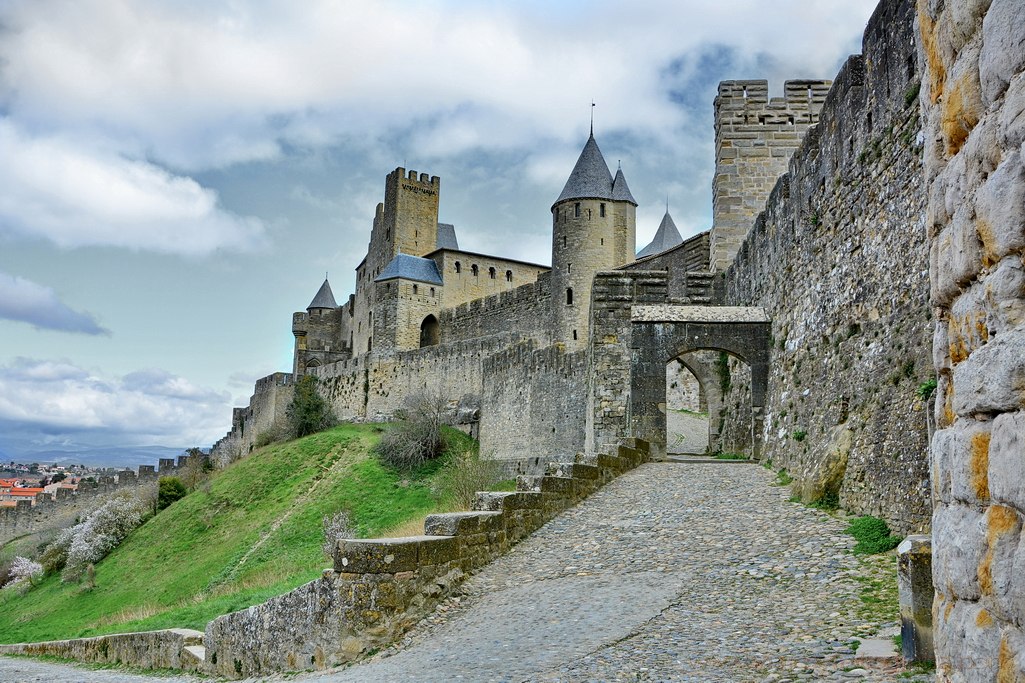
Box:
[0,629,206,673]
[917,0,1025,678]
[480,340,588,466]
[722,0,932,534]
[710,79,831,270]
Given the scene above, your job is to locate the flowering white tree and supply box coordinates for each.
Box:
[6,556,43,588]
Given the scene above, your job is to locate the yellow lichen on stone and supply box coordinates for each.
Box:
[917,5,946,105]
[978,607,995,628]
[971,431,991,501]
[942,69,982,156]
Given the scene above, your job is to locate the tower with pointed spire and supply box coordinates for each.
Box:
[291,277,346,376]
[550,131,637,349]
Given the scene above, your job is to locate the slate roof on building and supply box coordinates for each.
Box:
[636,211,684,258]
[375,253,444,286]
[437,223,459,250]
[555,133,615,205]
[307,279,338,310]
[611,168,638,205]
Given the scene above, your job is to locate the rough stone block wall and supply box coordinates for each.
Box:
[918,0,1025,678]
[480,340,587,465]
[721,0,932,534]
[439,273,553,345]
[710,79,830,271]
[209,373,294,465]
[621,231,713,302]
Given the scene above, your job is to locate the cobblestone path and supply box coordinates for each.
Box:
[318,461,933,683]
[0,462,933,682]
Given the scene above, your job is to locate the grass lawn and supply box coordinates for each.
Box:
[0,424,479,644]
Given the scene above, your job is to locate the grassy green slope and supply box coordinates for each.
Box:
[0,424,476,644]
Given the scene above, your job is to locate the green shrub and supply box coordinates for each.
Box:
[792,429,807,442]
[157,477,188,511]
[286,375,335,438]
[916,377,938,401]
[847,515,902,554]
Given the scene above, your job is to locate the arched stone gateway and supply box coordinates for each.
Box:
[587,297,770,461]
[630,305,770,459]
[419,315,440,347]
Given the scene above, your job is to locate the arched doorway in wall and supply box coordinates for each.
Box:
[666,353,711,454]
[420,314,440,347]
[626,308,770,460]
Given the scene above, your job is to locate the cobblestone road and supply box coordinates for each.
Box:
[1,461,933,682]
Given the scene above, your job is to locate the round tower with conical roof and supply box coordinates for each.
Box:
[550,132,637,349]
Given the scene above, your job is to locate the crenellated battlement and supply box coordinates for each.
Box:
[387,167,441,190]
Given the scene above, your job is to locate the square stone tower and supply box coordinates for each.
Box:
[710,80,830,271]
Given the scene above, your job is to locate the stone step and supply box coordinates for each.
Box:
[183,644,206,663]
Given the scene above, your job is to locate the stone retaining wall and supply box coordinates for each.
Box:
[203,439,650,678]
[0,628,206,672]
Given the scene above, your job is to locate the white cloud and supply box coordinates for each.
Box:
[0,120,267,255]
[0,358,231,445]
[0,271,109,335]
[0,0,876,169]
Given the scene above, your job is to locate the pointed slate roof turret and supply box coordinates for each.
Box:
[374,253,444,286]
[611,167,638,206]
[554,133,614,207]
[307,278,337,310]
[636,211,684,258]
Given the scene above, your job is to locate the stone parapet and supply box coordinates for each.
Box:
[200,439,651,678]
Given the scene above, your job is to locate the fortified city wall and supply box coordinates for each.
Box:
[720,0,933,535]
[916,0,1025,677]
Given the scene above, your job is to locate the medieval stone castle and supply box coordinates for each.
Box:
[202,0,1025,675]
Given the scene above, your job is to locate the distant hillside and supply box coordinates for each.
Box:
[0,424,479,645]
[0,439,187,469]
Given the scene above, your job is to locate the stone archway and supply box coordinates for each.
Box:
[419,315,440,347]
[630,306,770,459]
[586,301,770,461]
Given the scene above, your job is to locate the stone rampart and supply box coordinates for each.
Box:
[480,340,587,467]
[918,0,1025,677]
[438,272,553,345]
[621,231,713,303]
[720,0,932,534]
[209,372,295,465]
[0,469,160,546]
[202,439,651,678]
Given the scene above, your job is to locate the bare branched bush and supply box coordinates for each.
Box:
[322,510,357,559]
[444,450,505,509]
[376,390,448,470]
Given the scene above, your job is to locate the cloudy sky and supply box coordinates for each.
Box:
[0,0,878,463]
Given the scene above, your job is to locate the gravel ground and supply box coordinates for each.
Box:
[1,461,934,683]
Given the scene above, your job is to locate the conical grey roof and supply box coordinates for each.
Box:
[611,168,637,205]
[374,253,444,286]
[636,211,683,258]
[554,133,614,206]
[307,279,337,310]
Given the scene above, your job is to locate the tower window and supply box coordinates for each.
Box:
[413,284,418,294]
[574,202,580,218]
[488,267,496,279]
[430,287,435,296]
[566,288,573,305]
[563,236,567,247]
[455,261,461,273]
[567,263,571,273]
[573,330,578,340]
[600,203,605,217]
[505,270,513,282]
[385,229,390,241]
[471,264,479,277]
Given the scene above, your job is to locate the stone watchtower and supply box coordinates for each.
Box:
[710,79,830,271]
[551,132,637,349]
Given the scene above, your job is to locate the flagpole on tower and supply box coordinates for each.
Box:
[590,100,595,135]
